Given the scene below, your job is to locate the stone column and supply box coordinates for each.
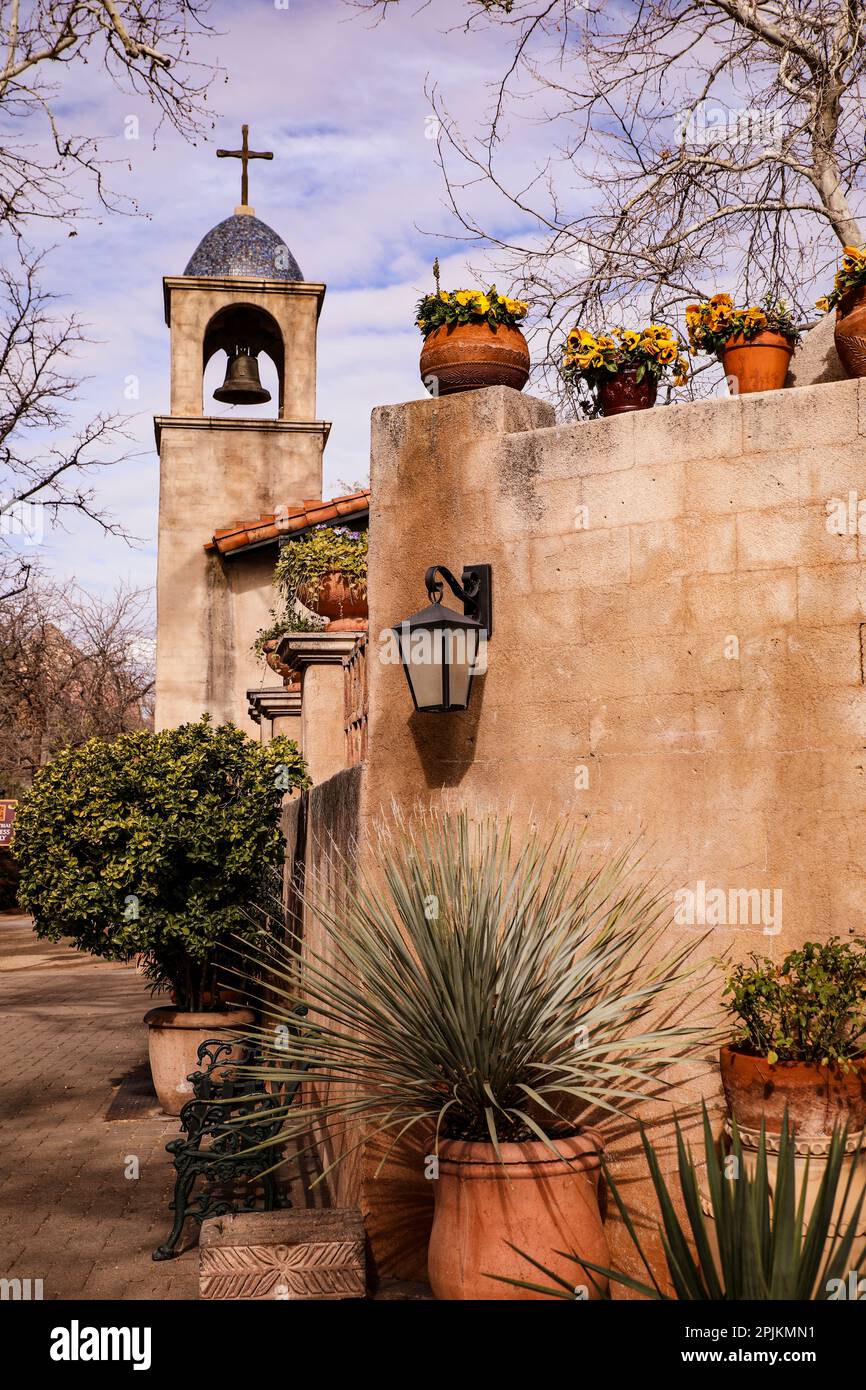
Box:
[275,631,363,784]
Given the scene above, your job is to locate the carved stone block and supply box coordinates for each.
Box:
[199,1208,366,1301]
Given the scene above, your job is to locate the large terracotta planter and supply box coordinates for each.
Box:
[834,285,866,378]
[419,321,530,396]
[718,330,795,394]
[597,366,657,416]
[720,1045,866,1137]
[427,1132,609,1300]
[299,572,367,622]
[144,1006,255,1116]
[715,1120,866,1237]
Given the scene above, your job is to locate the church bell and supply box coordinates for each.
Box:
[213,349,271,406]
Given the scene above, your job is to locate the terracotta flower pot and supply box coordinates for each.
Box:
[299,572,367,622]
[427,1132,609,1300]
[263,641,295,680]
[597,366,657,416]
[718,330,795,395]
[834,285,866,378]
[419,321,530,396]
[144,1006,255,1116]
[720,1045,866,1137]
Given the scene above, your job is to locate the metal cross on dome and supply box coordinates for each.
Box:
[216,124,273,208]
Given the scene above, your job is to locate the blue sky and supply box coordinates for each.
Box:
[16,0,539,598]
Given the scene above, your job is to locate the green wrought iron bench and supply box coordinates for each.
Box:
[153,1004,312,1261]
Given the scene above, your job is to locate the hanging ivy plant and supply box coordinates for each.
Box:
[276,522,366,606]
[273,525,368,609]
[255,525,369,651]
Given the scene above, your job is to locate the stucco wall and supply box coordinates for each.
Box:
[358,376,866,1281]
[367,379,866,940]
[284,768,365,1211]
[154,419,326,733]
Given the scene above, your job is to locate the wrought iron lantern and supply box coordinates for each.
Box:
[392,564,492,713]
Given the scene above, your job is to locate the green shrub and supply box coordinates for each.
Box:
[724,938,866,1066]
[13,716,308,1009]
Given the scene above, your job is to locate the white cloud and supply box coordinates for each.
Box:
[13,0,551,594]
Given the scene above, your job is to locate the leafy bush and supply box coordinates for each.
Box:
[13,716,308,1010]
[504,1110,866,1301]
[236,809,717,1176]
[724,938,866,1067]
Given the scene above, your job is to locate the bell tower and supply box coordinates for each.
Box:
[154,126,329,732]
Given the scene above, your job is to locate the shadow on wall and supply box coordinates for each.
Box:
[407,675,487,788]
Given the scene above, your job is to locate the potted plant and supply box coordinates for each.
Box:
[721,939,866,1138]
[13,716,308,1115]
[560,324,689,416]
[416,261,530,396]
[504,1111,866,1301]
[685,294,800,393]
[266,524,368,643]
[235,809,717,1300]
[816,245,866,378]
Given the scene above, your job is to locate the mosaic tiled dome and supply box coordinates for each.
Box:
[184,213,303,281]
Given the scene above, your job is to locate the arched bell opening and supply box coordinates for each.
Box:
[202,303,285,419]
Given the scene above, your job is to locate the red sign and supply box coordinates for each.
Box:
[0,801,17,848]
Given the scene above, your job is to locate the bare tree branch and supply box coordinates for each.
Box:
[359,0,866,413]
[0,568,154,795]
[0,1,221,229]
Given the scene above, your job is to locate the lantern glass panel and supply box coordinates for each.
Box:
[444,626,479,708]
[397,625,445,709]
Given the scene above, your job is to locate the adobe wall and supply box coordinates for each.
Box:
[366,379,866,940]
[357,376,866,1281]
[153,419,325,733]
[282,768,365,1211]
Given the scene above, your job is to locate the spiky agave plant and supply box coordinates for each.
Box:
[231,809,719,1181]
[501,1110,866,1300]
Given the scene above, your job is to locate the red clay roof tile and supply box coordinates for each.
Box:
[206,489,370,556]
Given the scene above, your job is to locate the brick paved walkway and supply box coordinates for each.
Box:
[0,913,199,1300]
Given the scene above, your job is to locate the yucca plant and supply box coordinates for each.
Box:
[502,1108,866,1299]
[231,809,718,1178]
